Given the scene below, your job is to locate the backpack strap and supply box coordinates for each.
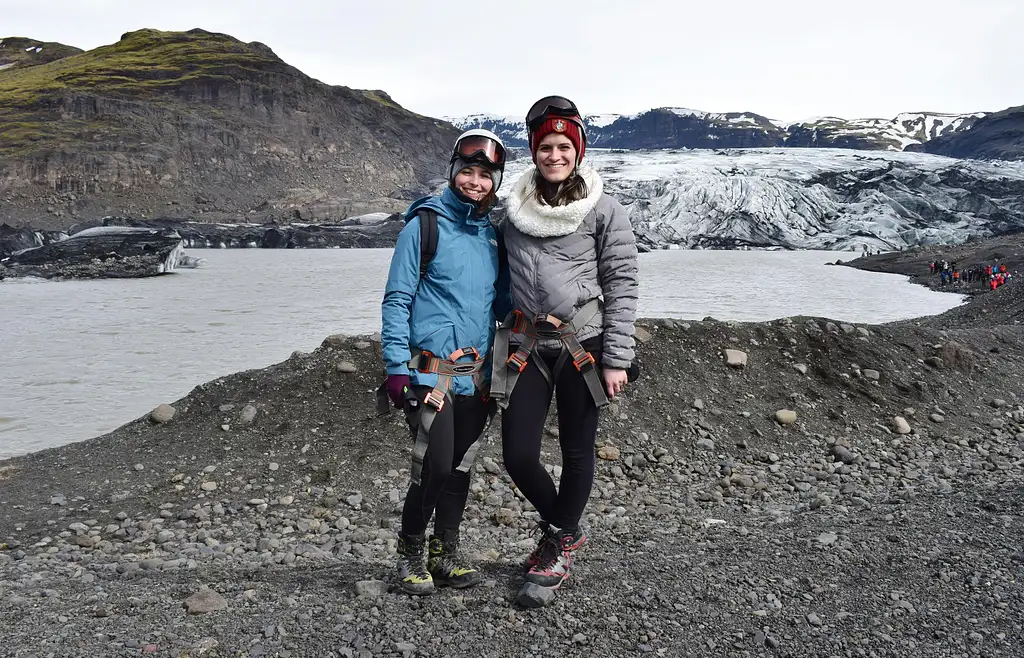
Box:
[417,209,439,279]
[496,224,508,276]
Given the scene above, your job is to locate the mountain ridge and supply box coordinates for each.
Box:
[449,108,986,153]
[915,104,1024,161]
[0,36,83,71]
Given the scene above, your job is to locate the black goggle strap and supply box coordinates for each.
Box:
[450,152,502,173]
[526,96,579,126]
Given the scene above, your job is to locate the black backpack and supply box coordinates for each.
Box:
[413,208,505,279]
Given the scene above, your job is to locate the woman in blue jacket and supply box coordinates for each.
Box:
[381,129,510,595]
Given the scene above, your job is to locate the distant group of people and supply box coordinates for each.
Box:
[929,259,1013,290]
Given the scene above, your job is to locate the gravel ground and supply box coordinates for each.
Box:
[1,237,1022,657]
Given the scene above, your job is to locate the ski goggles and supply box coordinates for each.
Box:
[453,135,506,168]
[526,96,582,131]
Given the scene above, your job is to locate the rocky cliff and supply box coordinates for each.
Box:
[0,29,458,230]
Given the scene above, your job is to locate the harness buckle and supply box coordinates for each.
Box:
[572,350,595,372]
[533,313,563,328]
[507,351,529,372]
[511,311,529,334]
[424,389,446,411]
[448,346,480,362]
[415,351,437,374]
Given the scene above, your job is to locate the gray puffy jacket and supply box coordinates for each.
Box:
[502,165,639,369]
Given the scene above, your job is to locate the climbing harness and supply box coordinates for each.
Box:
[377,347,490,486]
[490,298,609,410]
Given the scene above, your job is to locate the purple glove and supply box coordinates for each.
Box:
[386,374,411,408]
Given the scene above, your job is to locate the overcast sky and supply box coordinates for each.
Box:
[2,0,1020,122]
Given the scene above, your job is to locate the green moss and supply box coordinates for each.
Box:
[0,36,84,69]
[0,122,46,141]
[0,117,112,156]
[362,90,398,109]
[0,28,422,157]
[0,28,284,107]
[0,29,294,154]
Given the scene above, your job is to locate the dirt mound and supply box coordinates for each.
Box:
[1,300,1022,654]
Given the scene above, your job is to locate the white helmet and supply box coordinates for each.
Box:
[448,128,506,193]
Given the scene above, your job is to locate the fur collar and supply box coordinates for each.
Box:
[506,165,603,238]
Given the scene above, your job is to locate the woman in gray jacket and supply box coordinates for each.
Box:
[491,95,639,590]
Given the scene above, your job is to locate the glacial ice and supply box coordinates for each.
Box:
[498,148,1024,251]
[159,242,186,274]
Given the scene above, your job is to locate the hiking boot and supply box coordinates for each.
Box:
[524,521,587,571]
[524,524,577,589]
[427,530,481,589]
[396,532,434,595]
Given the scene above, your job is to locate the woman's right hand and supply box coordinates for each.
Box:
[602,368,628,399]
[386,374,411,408]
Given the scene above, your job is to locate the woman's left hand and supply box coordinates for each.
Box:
[602,368,628,399]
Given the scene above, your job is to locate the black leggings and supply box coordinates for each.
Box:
[401,386,491,537]
[501,340,602,532]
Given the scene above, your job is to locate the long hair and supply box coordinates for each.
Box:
[533,169,589,207]
[475,188,498,216]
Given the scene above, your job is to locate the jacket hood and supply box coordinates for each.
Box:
[506,165,603,238]
[406,187,491,228]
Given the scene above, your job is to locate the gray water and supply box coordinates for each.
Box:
[0,249,963,458]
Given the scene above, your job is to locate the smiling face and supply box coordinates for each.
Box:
[535,133,577,184]
[453,164,494,202]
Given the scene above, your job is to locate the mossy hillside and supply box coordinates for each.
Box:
[0,28,433,114]
[0,28,435,158]
[0,27,460,225]
[0,29,293,105]
[0,37,83,69]
[0,30,281,156]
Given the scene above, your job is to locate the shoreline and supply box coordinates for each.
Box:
[1,236,1022,656]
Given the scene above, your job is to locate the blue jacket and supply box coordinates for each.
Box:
[381,187,512,396]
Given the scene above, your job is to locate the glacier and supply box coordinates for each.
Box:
[496,148,1024,251]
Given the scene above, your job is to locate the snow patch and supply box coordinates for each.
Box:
[444,113,528,142]
[792,112,984,150]
[666,107,709,119]
[585,113,622,128]
[0,62,15,72]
